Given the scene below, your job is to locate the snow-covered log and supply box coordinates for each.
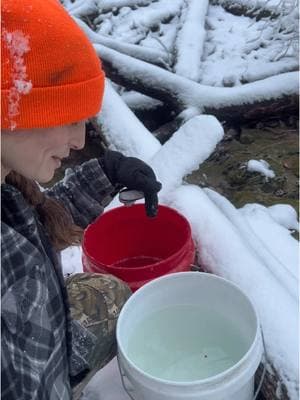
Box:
[97,0,154,13]
[116,0,183,30]
[60,0,73,8]
[121,91,163,111]
[170,185,298,400]
[174,0,209,81]
[204,188,298,300]
[64,0,98,17]
[74,17,170,68]
[153,107,203,143]
[211,0,281,18]
[150,115,224,198]
[94,43,298,122]
[96,79,161,161]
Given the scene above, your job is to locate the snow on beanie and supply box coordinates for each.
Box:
[1,0,105,130]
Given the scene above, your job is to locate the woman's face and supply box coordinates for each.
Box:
[1,121,86,183]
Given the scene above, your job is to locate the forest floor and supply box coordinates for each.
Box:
[186,118,299,227]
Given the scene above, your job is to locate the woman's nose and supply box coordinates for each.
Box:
[69,122,86,150]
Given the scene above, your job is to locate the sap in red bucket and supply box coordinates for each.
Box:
[82,204,195,291]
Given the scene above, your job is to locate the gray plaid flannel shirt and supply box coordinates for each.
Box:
[1,159,116,400]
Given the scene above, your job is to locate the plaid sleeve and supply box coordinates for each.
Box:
[46,158,118,229]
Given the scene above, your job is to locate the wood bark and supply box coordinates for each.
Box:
[205,94,299,124]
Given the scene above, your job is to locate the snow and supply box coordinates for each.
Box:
[170,186,298,400]
[61,97,298,400]
[217,0,283,10]
[82,357,133,400]
[65,0,98,17]
[126,0,183,29]
[267,204,299,232]
[61,246,83,276]
[74,17,169,67]
[93,0,183,47]
[94,42,298,112]
[69,0,298,88]
[240,204,299,279]
[96,79,161,160]
[201,5,298,86]
[121,90,163,110]
[2,29,32,130]
[174,0,208,81]
[96,0,154,14]
[150,115,224,199]
[247,159,276,179]
[59,2,299,399]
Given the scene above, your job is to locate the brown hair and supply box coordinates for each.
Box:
[6,171,83,251]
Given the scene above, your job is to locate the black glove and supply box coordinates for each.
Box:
[101,150,162,217]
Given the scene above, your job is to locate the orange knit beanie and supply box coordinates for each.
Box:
[1,0,105,130]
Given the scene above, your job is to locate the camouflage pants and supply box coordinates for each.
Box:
[65,273,132,400]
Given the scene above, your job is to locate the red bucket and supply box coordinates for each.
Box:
[82,204,195,291]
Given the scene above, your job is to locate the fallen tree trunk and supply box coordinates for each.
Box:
[174,0,209,81]
[205,94,299,123]
[96,79,161,160]
[94,43,299,123]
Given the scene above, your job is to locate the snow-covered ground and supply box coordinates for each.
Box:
[60,1,299,398]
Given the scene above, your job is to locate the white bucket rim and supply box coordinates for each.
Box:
[117,271,261,387]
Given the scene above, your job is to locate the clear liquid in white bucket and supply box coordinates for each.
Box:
[126,305,249,382]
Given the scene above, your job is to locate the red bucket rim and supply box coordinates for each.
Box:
[82,204,193,272]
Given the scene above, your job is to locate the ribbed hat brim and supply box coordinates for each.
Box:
[1,72,105,130]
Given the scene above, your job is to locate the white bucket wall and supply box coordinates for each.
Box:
[117,272,263,400]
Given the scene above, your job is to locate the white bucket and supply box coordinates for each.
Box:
[117,272,263,400]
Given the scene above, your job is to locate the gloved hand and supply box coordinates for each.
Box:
[101,150,162,217]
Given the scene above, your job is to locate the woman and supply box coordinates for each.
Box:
[1,1,161,399]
